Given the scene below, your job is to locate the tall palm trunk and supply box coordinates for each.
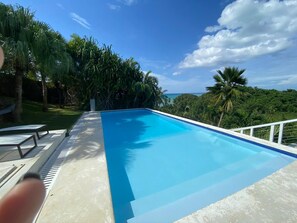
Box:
[41,75,48,112]
[218,112,224,127]
[13,68,23,122]
[57,87,64,108]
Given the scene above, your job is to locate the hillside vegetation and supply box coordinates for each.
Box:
[160,87,297,129]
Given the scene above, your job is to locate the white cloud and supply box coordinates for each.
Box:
[150,72,208,93]
[210,66,225,73]
[205,25,222,33]
[250,74,292,84]
[248,74,297,88]
[180,0,297,68]
[278,75,297,85]
[118,0,137,6]
[70,12,91,30]
[56,3,64,10]
[108,4,121,10]
[139,57,172,70]
[172,71,181,76]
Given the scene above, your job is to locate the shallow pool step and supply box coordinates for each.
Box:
[127,155,291,223]
[130,151,275,217]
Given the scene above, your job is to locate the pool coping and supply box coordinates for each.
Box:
[151,109,297,157]
[35,112,114,223]
[36,109,297,222]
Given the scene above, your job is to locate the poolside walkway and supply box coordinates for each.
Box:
[35,112,114,223]
[0,129,66,198]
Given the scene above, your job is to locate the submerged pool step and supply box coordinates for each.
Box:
[127,155,291,223]
[130,151,275,217]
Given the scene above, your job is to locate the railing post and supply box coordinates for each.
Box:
[269,125,275,142]
[278,123,284,144]
[250,128,254,137]
[230,118,297,146]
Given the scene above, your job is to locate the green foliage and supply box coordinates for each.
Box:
[0,3,35,121]
[132,71,164,108]
[223,87,297,128]
[169,94,199,119]
[0,2,165,122]
[160,87,297,129]
[67,35,164,110]
[206,67,248,126]
[0,4,34,69]
[32,21,72,111]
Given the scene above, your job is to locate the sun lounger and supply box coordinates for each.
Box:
[0,134,37,158]
[0,124,49,139]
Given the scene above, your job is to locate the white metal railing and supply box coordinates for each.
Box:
[231,118,297,146]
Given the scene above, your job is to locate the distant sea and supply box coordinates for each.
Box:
[165,93,203,101]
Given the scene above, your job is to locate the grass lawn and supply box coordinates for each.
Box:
[0,100,83,131]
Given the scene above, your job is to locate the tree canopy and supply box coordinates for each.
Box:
[206,67,247,126]
[66,35,164,110]
[160,87,297,129]
[0,3,34,121]
[0,3,164,122]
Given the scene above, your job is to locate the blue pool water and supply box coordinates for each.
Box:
[101,109,296,223]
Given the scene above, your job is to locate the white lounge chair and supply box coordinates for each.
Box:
[0,134,37,158]
[0,124,49,139]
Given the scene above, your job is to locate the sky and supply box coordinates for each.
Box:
[2,0,297,93]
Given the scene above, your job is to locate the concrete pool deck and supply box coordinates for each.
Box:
[36,112,114,223]
[0,129,66,198]
[36,111,297,223]
[176,160,297,223]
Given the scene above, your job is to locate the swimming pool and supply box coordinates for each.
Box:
[101,109,296,223]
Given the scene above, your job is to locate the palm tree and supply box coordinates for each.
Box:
[133,71,163,108]
[0,4,34,121]
[206,67,247,127]
[68,35,106,109]
[97,46,121,110]
[142,71,161,107]
[32,21,71,111]
[116,57,142,108]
